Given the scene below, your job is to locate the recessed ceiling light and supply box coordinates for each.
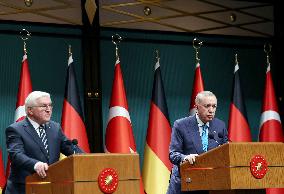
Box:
[144,6,151,16]
[24,0,33,7]
[230,13,236,22]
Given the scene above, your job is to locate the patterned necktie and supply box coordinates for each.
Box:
[201,124,208,152]
[39,125,49,156]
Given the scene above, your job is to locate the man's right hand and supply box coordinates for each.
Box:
[182,154,199,164]
[34,161,49,178]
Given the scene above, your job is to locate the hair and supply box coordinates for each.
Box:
[195,91,217,105]
[25,91,51,113]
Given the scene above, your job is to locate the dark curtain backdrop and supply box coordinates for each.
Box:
[100,28,269,167]
[0,23,271,168]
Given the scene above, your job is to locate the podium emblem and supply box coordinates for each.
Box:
[98,168,119,193]
[250,155,268,179]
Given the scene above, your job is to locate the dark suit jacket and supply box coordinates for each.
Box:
[5,118,83,194]
[167,116,228,194]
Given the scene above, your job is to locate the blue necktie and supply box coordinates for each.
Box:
[39,125,49,157]
[201,125,208,152]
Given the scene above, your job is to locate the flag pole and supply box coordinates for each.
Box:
[143,49,172,194]
[69,45,72,57]
[193,38,203,64]
[156,49,159,60]
[6,28,33,187]
[261,43,284,194]
[264,43,272,66]
[228,53,252,142]
[156,49,160,63]
[235,53,238,65]
[112,34,122,61]
[189,38,205,115]
[20,29,31,55]
[107,34,145,193]
[155,49,160,70]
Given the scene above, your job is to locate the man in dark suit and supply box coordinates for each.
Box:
[167,91,228,194]
[5,91,83,194]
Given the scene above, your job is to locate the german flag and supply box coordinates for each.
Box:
[61,50,90,153]
[228,59,252,142]
[142,56,172,194]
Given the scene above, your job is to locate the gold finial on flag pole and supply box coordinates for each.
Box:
[112,34,122,61]
[20,29,31,55]
[69,45,72,57]
[193,38,203,64]
[264,43,272,65]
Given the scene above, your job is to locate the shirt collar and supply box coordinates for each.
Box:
[195,114,209,128]
[27,116,40,129]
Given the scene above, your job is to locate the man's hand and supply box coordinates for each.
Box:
[182,154,199,164]
[34,162,49,178]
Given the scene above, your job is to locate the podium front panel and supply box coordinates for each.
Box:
[181,143,284,191]
[26,153,140,194]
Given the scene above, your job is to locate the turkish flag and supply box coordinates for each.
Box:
[105,57,144,193]
[0,149,6,191]
[189,62,204,115]
[259,64,283,142]
[14,54,33,122]
[259,64,284,194]
[5,53,33,189]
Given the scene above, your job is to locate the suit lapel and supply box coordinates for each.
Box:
[208,120,217,149]
[187,117,203,154]
[208,120,215,134]
[23,119,49,161]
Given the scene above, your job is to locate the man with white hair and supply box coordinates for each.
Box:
[167,91,228,194]
[5,91,84,194]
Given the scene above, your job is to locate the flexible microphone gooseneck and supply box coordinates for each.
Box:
[208,132,222,146]
[71,139,78,154]
[65,139,79,154]
[72,139,78,146]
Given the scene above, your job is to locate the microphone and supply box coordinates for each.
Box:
[71,139,78,154]
[216,132,231,143]
[64,139,78,154]
[208,132,215,140]
[64,139,72,145]
[208,132,221,146]
[72,139,78,146]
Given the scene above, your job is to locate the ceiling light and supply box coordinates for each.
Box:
[230,13,236,22]
[144,6,151,16]
[24,0,33,7]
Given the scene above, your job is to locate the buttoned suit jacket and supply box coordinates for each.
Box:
[5,118,82,194]
[167,116,228,194]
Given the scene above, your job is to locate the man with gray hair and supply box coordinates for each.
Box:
[167,91,228,194]
[5,91,84,194]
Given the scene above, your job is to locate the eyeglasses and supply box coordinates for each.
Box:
[29,104,53,110]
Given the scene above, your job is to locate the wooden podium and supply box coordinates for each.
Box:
[26,153,140,194]
[180,142,284,193]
